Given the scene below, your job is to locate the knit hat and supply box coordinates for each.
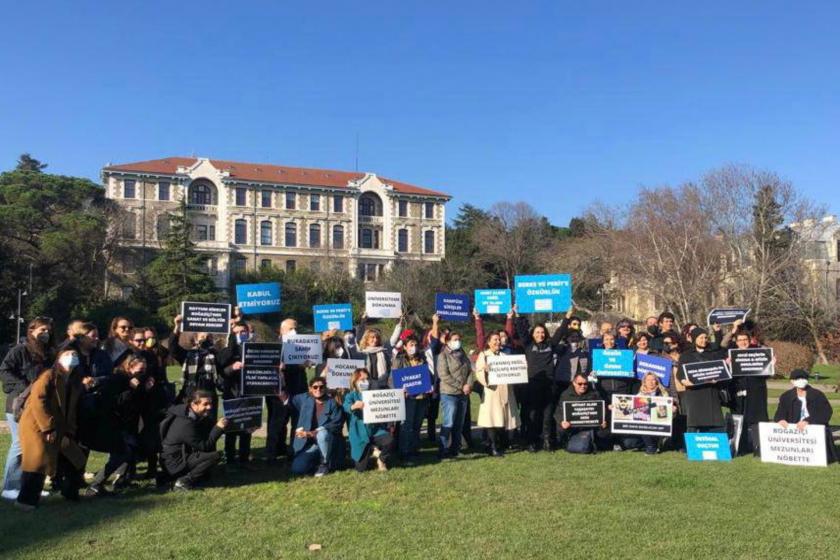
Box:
[399,329,415,342]
[690,327,708,340]
[790,369,810,380]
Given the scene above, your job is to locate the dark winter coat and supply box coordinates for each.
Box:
[773,386,833,425]
[160,403,223,475]
[0,342,50,414]
[678,347,727,428]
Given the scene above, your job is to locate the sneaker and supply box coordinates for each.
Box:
[613,444,623,452]
[173,478,193,492]
[314,464,329,478]
[1,489,20,501]
[40,490,50,497]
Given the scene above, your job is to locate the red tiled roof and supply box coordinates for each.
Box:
[104,157,449,198]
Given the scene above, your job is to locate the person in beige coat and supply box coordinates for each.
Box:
[475,332,520,456]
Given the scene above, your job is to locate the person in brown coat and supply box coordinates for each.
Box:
[16,345,85,510]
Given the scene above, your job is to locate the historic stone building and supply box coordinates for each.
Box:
[102,157,450,294]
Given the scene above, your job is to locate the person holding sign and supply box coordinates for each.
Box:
[356,314,403,390]
[217,320,257,468]
[436,331,473,459]
[722,320,770,455]
[392,335,433,464]
[555,373,607,454]
[282,377,344,477]
[677,327,727,433]
[774,370,836,461]
[342,368,394,472]
[475,332,520,457]
[168,314,221,410]
[637,372,677,455]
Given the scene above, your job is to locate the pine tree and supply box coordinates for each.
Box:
[15,153,48,172]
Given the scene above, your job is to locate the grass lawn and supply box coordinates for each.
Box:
[2,432,840,560]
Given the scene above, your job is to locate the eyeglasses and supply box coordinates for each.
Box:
[132,338,145,343]
[311,385,326,391]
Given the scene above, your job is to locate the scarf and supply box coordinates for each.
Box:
[362,346,388,380]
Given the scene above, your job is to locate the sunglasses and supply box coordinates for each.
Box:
[573,382,587,386]
[311,385,326,390]
[132,338,145,343]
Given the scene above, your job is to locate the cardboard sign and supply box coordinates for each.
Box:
[241,342,283,396]
[392,365,433,396]
[365,291,402,319]
[592,349,635,378]
[181,302,231,334]
[222,397,263,432]
[235,282,281,315]
[313,303,353,332]
[562,400,605,427]
[324,358,366,390]
[280,335,323,365]
[514,274,572,313]
[474,289,512,315]
[362,389,406,423]
[707,308,750,325]
[611,394,673,437]
[635,353,672,388]
[729,348,774,377]
[435,293,470,322]
[487,354,529,385]
[685,433,732,461]
[682,360,731,385]
[758,422,828,467]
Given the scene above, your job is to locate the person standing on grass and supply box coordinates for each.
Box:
[283,377,344,477]
[217,320,257,468]
[356,314,403,390]
[343,368,394,472]
[774,369,836,462]
[555,372,607,454]
[1,316,53,501]
[475,332,520,457]
[103,316,134,364]
[392,334,433,464]
[168,314,221,412]
[677,327,727,433]
[436,330,473,459]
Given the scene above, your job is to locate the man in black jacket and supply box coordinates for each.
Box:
[217,321,255,467]
[677,327,727,432]
[555,373,608,453]
[774,369,837,462]
[160,390,228,490]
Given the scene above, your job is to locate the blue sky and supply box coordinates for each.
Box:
[1,1,838,225]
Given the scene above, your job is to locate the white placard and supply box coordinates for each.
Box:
[325,358,366,389]
[758,422,828,467]
[487,354,529,385]
[280,334,323,365]
[365,291,402,319]
[362,389,406,423]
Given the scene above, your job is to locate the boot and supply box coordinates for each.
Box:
[488,429,504,457]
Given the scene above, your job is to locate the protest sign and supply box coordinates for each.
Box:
[365,291,402,318]
[611,394,673,436]
[513,274,572,313]
[435,293,470,322]
[313,303,353,332]
[281,335,323,365]
[324,358,366,390]
[392,365,433,396]
[487,354,529,385]
[758,422,828,467]
[635,353,672,388]
[682,360,731,385]
[729,348,774,377]
[729,414,744,456]
[241,342,283,396]
[562,400,605,427]
[222,397,263,432]
[362,389,406,423]
[474,289,511,314]
[235,282,281,315]
[180,302,231,334]
[592,349,635,378]
[685,433,732,461]
[707,307,750,325]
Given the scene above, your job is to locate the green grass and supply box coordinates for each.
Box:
[2,432,840,559]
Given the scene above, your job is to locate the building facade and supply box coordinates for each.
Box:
[102,157,450,294]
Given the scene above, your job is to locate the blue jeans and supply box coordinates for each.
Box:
[291,429,333,475]
[439,394,468,456]
[2,413,22,493]
[399,398,429,458]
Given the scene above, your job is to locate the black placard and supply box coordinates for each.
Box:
[181,302,231,334]
[682,360,731,385]
[707,308,749,325]
[222,397,263,432]
[729,348,774,377]
[562,400,605,427]
[242,342,283,396]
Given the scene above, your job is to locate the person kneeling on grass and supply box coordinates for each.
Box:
[555,372,607,454]
[282,377,344,477]
[343,368,394,472]
[774,369,837,462]
[159,390,228,491]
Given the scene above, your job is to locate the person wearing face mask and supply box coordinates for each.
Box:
[343,368,393,472]
[774,370,835,461]
[475,332,520,457]
[142,326,171,384]
[677,327,727,433]
[218,320,257,468]
[1,317,53,501]
[64,321,113,382]
[342,329,361,359]
[281,377,344,477]
[436,331,473,459]
[316,333,351,376]
[168,314,220,410]
[14,346,86,510]
[392,334,432,464]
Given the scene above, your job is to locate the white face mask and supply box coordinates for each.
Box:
[357,380,370,391]
[792,379,809,389]
[59,354,79,370]
[448,340,461,351]
[335,347,345,358]
[282,329,297,342]
[406,346,417,356]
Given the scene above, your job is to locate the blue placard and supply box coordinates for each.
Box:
[514,274,572,313]
[685,433,732,461]
[474,289,512,315]
[392,365,432,396]
[236,282,281,315]
[635,353,672,388]
[313,304,353,332]
[592,349,635,378]
[435,293,470,322]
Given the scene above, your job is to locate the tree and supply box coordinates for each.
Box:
[15,153,47,172]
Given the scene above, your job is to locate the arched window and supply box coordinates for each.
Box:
[190,182,213,205]
[332,225,344,249]
[309,224,321,248]
[234,219,247,244]
[398,229,408,253]
[424,230,435,254]
[285,222,297,247]
[358,193,382,217]
[260,220,273,246]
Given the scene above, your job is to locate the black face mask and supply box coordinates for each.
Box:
[199,339,212,349]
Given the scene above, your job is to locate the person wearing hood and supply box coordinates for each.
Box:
[343,368,393,472]
[168,314,220,408]
[677,326,727,432]
[774,369,836,461]
[217,320,259,467]
[436,330,473,459]
[1,317,53,501]
[160,389,228,491]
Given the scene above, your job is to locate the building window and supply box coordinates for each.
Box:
[398,200,408,217]
[156,215,170,240]
[398,229,408,252]
[122,213,136,238]
[309,224,321,248]
[209,225,215,241]
[158,182,170,201]
[260,258,272,270]
[332,225,344,249]
[261,190,272,208]
[310,195,320,211]
[424,202,434,219]
[233,257,247,276]
[235,187,247,206]
[195,224,209,241]
[234,219,247,244]
[357,263,378,282]
[260,220,273,246]
[190,183,212,205]
[286,260,296,273]
[285,222,297,247]
[333,195,343,213]
[424,230,435,253]
[360,196,376,216]
[360,228,373,249]
[124,180,136,199]
[207,257,218,276]
[837,240,840,263]
[285,192,296,210]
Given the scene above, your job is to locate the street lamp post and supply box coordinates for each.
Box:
[10,288,27,343]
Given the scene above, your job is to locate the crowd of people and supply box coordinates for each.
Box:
[1,305,836,511]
